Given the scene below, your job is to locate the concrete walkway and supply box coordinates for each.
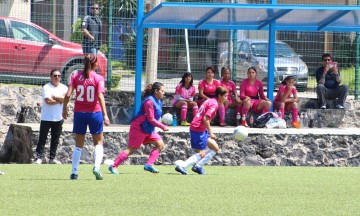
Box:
[18,123,360,135]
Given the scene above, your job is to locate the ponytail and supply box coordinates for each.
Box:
[83,54,97,79]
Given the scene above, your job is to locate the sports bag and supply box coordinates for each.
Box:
[253,112,274,128]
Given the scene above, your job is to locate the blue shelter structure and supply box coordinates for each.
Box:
[135,1,360,114]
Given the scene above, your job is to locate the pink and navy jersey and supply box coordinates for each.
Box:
[190,98,218,132]
[172,84,196,105]
[132,100,167,131]
[70,70,105,112]
[198,79,221,98]
[220,80,236,102]
[274,84,297,103]
[240,79,266,100]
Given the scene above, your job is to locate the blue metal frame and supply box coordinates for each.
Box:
[135,2,360,113]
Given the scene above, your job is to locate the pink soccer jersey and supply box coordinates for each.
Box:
[70,71,105,112]
[190,98,218,132]
[198,79,221,97]
[171,84,196,105]
[220,80,236,102]
[240,79,266,100]
[274,84,297,103]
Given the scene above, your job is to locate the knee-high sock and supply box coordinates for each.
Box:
[192,106,198,118]
[112,151,128,168]
[262,107,270,114]
[279,107,285,119]
[71,147,82,175]
[242,106,250,116]
[292,107,298,123]
[181,104,188,121]
[182,153,201,168]
[146,148,160,166]
[196,150,216,167]
[94,145,103,170]
[218,105,225,123]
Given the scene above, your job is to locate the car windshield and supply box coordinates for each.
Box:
[250,43,297,58]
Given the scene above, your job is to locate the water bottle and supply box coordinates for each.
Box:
[249,115,254,128]
[172,113,177,126]
[278,110,282,119]
[300,112,304,128]
[236,112,241,126]
[295,115,300,129]
[317,115,323,128]
[304,113,309,128]
[309,114,314,128]
[241,114,246,126]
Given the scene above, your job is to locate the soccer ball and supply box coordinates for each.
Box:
[162,113,173,126]
[233,126,248,141]
[174,160,184,166]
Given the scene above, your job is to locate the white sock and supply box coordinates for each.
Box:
[196,150,216,167]
[72,147,82,175]
[94,145,104,170]
[182,153,201,168]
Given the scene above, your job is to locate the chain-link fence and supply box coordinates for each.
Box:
[0,0,359,99]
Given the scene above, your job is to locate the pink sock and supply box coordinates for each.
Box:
[262,107,270,114]
[279,107,285,119]
[241,106,250,116]
[181,104,188,121]
[218,105,225,123]
[146,149,160,165]
[113,151,128,168]
[192,106,198,118]
[291,107,298,123]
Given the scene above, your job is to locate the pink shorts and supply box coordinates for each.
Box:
[128,122,162,149]
[274,101,292,111]
[250,99,262,113]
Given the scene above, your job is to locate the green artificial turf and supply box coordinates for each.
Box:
[0,165,359,216]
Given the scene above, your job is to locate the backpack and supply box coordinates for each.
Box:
[253,112,274,128]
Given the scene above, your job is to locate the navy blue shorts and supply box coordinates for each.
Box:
[73,112,103,135]
[190,130,210,150]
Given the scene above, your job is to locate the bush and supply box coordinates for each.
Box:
[111,74,122,89]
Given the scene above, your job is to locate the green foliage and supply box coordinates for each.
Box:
[111,74,121,89]
[111,61,125,70]
[1,165,360,215]
[70,18,83,44]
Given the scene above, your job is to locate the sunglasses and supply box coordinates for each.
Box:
[323,58,331,62]
[53,75,61,78]
[91,7,99,10]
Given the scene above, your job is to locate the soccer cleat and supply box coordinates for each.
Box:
[70,173,78,180]
[35,158,42,164]
[108,165,119,174]
[320,105,326,109]
[180,121,190,126]
[144,164,159,173]
[191,165,206,175]
[92,167,103,180]
[175,165,188,175]
[49,159,61,164]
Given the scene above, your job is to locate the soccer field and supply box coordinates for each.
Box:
[0,165,359,216]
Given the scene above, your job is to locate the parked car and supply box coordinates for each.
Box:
[0,16,107,84]
[219,39,308,91]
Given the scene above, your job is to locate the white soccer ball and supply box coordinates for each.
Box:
[162,113,173,126]
[103,159,115,166]
[174,160,184,166]
[233,126,248,141]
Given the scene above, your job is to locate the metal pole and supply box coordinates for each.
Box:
[106,0,113,90]
[355,0,360,100]
[185,29,191,73]
[135,0,145,114]
[267,0,277,104]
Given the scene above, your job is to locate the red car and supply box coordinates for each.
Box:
[0,16,107,84]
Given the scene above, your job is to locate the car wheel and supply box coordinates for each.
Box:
[64,64,83,85]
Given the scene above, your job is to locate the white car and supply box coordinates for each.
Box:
[220,39,308,91]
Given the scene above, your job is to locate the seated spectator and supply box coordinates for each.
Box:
[219,68,242,126]
[316,53,349,109]
[172,72,198,126]
[197,66,221,107]
[240,67,272,124]
[274,75,298,126]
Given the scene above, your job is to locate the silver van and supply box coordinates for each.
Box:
[220,39,308,91]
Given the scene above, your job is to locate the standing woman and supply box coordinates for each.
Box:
[175,86,228,175]
[219,68,242,126]
[172,72,198,126]
[240,67,272,120]
[274,75,298,125]
[63,54,110,180]
[109,82,169,174]
[197,66,221,107]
